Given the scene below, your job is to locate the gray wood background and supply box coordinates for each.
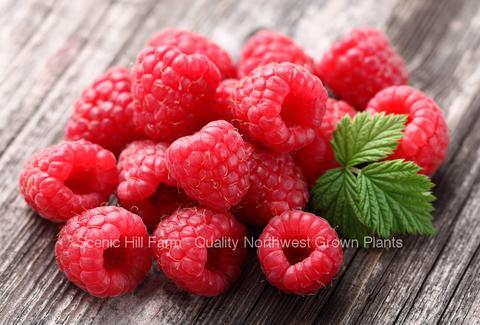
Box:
[1,0,480,324]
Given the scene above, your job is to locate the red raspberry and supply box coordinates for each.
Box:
[55,206,152,297]
[295,99,357,185]
[64,67,140,155]
[234,143,308,226]
[209,78,237,121]
[232,62,327,152]
[257,210,343,295]
[316,28,408,109]
[132,46,221,142]
[121,187,192,233]
[166,120,250,211]
[117,140,191,230]
[19,140,118,222]
[238,30,314,77]
[152,207,247,296]
[147,28,236,79]
[117,140,175,200]
[366,86,449,175]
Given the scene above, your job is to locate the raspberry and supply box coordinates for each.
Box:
[234,143,308,226]
[209,78,237,121]
[146,28,236,79]
[117,140,191,230]
[55,206,152,297]
[152,207,247,296]
[19,140,118,222]
[238,30,314,77]
[166,120,250,211]
[64,67,140,155]
[295,99,357,185]
[132,46,221,142]
[316,27,408,109]
[121,187,192,233]
[232,62,327,152]
[366,86,449,175]
[257,210,343,295]
[117,140,174,200]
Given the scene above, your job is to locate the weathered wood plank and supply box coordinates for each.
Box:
[402,174,480,324]
[193,251,267,325]
[0,0,111,157]
[0,0,55,73]
[295,0,400,56]
[0,0,157,247]
[439,242,480,324]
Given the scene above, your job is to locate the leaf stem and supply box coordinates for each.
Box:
[351,167,361,175]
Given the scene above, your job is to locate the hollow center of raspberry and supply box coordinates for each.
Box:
[205,247,224,272]
[282,243,312,265]
[281,94,313,127]
[103,245,128,271]
[64,167,97,195]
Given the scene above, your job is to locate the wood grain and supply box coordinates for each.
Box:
[0,0,479,324]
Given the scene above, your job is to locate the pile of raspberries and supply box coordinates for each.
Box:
[19,27,448,297]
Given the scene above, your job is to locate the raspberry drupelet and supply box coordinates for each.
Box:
[295,98,357,186]
[64,67,140,155]
[19,140,118,222]
[132,46,221,142]
[257,210,344,295]
[55,206,152,297]
[232,62,328,152]
[166,120,250,211]
[238,29,314,77]
[117,140,192,231]
[146,28,237,79]
[316,27,408,109]
[152,207,247,296]
[209,78,237,121]
[366,86,449,175]
[235,143,308,226]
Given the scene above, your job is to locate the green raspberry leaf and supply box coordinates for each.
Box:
[331,112,407,167]
[311,112,436,245]
[311,168,370,244]
[357,160,436,237]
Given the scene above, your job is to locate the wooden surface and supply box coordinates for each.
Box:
[1,0,480,324]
